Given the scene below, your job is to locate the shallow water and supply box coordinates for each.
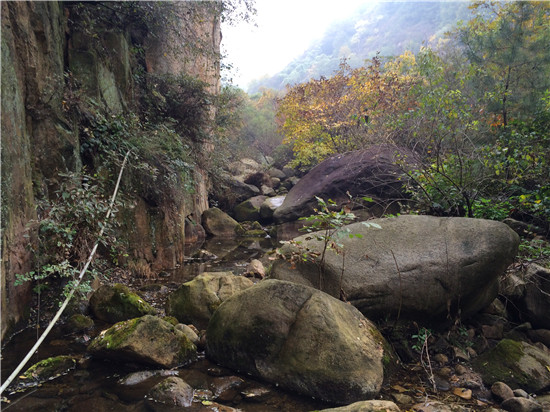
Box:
[1,230,336,412]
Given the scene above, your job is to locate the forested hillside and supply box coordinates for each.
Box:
[248,1,470,93]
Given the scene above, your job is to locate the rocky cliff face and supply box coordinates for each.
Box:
[1,2,221,339]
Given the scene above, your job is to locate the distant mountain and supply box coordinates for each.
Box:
[247,1,471,93]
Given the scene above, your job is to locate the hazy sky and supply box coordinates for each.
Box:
[221,0,369,89]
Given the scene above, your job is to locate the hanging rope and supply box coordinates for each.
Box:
[0,150,131,396]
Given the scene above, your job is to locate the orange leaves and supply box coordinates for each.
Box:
[277,57,416,169]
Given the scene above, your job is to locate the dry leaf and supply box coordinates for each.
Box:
[452,387,472,400]
[391,384,408,393]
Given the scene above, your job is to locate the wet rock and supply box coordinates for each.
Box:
[20,355,77,385]
[88,315,197,368]
[271,215,519,324]
[240,386,272,403]
[118,369,178,386]
[202,207,244,237]
[501,397,542,412]
[318,400,401,412]
[243,259,265,279]
[89,283,156,323]
[233,195,267,222]
[210,376,245,403]
[472,339,550,393]
[147,376,194,407]
[166,272,254,329]
[206,279,397,405]
[66,314,94,332]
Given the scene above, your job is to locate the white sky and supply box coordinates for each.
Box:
[221,0,370,89]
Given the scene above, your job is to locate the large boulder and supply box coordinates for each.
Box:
[89,283,156,323]
[233,195,267,222]
[472,339,550,393]
[201,207,244,237]
[273,145,416,223]
[166,272,254,329]
[270,215,519,324]
[88,315,197,368]
[206,279,396,405]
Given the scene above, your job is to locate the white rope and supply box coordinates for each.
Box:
[0,150,131,395]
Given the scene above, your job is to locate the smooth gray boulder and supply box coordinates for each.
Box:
[206,279,396,405]
[88,315,197,368]
[166,271,254,329]
[273,145,416,223]
[270,215,519,324]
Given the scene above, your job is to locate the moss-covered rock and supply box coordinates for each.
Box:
[66,314,95,332]
[472,339,550,393]
[22,355,77,383]
[166,272,253,329]
[89,283,155,324]
[87,315,197,368]
[233,196,267,222]
[202,207,244,237]
[147,376,194,407]
[206,279,396,405]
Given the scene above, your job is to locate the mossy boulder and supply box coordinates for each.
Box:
[66,314,94,332]
[89,283,155,324]
[233,195,267,222]
[202,207,245,237]
[472,339,550,393]
[206,279,397,405]
[147,376,194,407]
[166,272,254,329]
[22,355,77,383]
[87,315,197,368]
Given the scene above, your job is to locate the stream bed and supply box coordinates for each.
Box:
[1,233,340,412]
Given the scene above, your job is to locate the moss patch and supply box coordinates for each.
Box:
[22,355,77,382]
[472,339,550,392]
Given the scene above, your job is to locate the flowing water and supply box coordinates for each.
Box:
[1,227,336,412]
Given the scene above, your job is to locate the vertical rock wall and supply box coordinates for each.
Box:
[1,2,221,339]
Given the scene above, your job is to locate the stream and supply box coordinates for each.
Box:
[1,228,342,412]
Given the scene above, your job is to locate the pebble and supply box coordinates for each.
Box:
[501,397,542,412]
[433,374,451,391]
[454,364,469,375]
[513,389,531,399]
[438,367,453,377]
[433,353,449,365]
[491,382,515,402]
